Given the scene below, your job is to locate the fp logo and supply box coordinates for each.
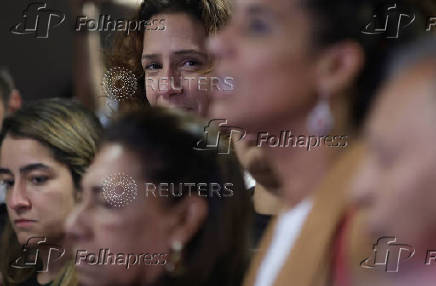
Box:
[10,236,65,272]
[10,2,65,39]
[362,3,415,39]
[194,119,246,154]
[361,237,415,272]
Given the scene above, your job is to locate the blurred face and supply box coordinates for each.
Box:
[208,0,318,132]
[142,13,211,116]
[353,64,436,248]
[66,143,174,286]
[0,136,75,245]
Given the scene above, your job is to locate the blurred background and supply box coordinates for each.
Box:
[0,0,139,109]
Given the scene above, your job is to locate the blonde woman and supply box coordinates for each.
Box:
[0,98,102,286]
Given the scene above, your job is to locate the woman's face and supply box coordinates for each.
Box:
[66,143,174,286]
[0,136,75,245]
[352,65,436,248]
[208,0,319,132]
[142,13,211,116]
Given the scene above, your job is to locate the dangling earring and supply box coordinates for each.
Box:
[307,90,334,136]
[165,241,184,276]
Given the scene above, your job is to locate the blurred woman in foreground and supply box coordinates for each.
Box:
[66,108,252,286]
[208,0,429,285]
[352,36,436,286]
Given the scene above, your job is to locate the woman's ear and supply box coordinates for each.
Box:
[168,196,208,246]
[316,40,365,96]
[7,89,22,114]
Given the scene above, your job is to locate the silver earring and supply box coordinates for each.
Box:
[165,241,183,275]
[307,92,334,136]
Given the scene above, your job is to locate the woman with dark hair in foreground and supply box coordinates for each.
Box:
[66,107,252,286]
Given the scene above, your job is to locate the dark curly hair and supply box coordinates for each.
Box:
[102,107,252,286]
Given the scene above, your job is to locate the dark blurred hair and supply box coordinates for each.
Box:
[386,35,436,78]
[102,107,252,286]
[301,0,434,129]
[0,68,15,108]
[107,0,231,104]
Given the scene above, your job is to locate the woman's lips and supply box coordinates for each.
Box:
[14,219,36,228]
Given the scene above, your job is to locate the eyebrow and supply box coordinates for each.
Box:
[141,49,208,60]
[174,50,208,58]
[0,168,12,175]
[0,163,51,176]
[246,4,274,16]
[141,54,159,60]
[20,163,50,174]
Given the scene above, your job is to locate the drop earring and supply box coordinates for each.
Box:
[165,241,184,276]
[307,91,334,136]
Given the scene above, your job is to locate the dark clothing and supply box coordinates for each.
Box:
[18,274,52,286]
[0,203,7,237]
[253,212,272,247]
[248,187,273,247]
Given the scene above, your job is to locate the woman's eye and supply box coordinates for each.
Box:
[246,18,271,34]
[180,59,204,71]
[30,176,49,185]
[183,60,199,67]
[103,201,116,209]
[98,196,117,209]
[0,179,14,190]
[144,63,162,71]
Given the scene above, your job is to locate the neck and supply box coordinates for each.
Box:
[35,238,68,285]
[253,182,283,215]
[259,117,343,209]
